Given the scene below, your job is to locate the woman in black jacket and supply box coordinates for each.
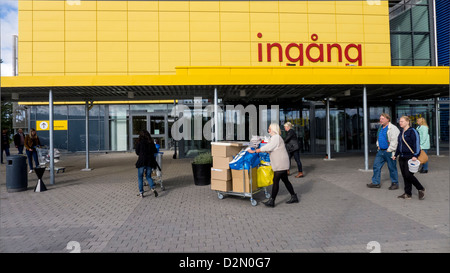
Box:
[283,122,304,178]
[393,116,425,200]
[135,130,159,198]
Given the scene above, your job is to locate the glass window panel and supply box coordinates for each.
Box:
[54,130,68,150]
[88,105,99,118]
[413,34,431,60]
[390,9,411,32]
[130,104,168,112]
[150,115,165,135]
[414,59,431,66]
[36,106,48,120]
[411,5,429,32]
[54,105,67,120]
[109,105,129,119]
[89,120,100,151]
[132,115,147,135]
[68,105,85,119]
[391,34,413,60]
[399,59,414,66]
[110,118,128,151]
[68,120,85,152]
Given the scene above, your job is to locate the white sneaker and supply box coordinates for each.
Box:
[28,170,33,174]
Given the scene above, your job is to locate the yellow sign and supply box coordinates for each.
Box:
[36,120,68,131]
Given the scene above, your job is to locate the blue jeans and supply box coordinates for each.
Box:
[26,149,39,169]
[421,149,428,171]
[138,166,155,193]
[372,150,398,185]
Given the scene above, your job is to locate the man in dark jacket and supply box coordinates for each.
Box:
[1,129,11,164]
[283,122,304,178]
[14,128,25,154]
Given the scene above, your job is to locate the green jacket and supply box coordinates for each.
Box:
[416,125,430,150]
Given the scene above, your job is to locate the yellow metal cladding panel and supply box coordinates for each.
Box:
[18,1,391,76]
[3,67,449,87]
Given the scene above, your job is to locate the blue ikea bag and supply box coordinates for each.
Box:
[229,148,260,170]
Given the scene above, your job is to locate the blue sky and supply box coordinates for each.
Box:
[1,0,18,76]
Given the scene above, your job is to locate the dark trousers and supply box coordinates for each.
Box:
[1,146,10,163]
[17,145,24,154]
[26,149,39,170]
[398,156,425,195]
[271,170,296,201]
[288,149,303,172]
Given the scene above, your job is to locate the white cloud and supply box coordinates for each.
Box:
[1,0,18,76]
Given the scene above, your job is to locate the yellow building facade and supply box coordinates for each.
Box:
[18,0,391,76]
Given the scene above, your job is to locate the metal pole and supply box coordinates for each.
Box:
[326,98,331,159]
[49,89,55,184]
[363,86,369,170]
[435,97,440,156]
[214,87,219,141]
[82,101,91,171]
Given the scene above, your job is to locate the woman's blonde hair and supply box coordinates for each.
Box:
[269,123,281,135]
[284,122,293,129]
[399,115,411,126]
[417,117,428,127]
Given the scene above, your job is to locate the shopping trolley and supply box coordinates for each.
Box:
[144,144,164,191]
[36,146,66,173]
[152,151,164,191]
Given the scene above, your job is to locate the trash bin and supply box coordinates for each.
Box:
[6,155,28,192]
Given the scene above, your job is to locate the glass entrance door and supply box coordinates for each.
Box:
[130,113,168,150]
[149,114,167,149]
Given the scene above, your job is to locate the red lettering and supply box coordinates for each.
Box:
[285,43,303,65]
[345,44,362,66]
[257,33,363,66]
[306,43,323,63]
[258,43,263,62]
[326,44,342,62]
[267,43,283,62]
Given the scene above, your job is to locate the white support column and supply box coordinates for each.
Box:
[363,86,369,170]
[82,101,92,171]
[49,89,55,184]
[325,98,331,160]
[214,87,219,142]
[435,97,440,156]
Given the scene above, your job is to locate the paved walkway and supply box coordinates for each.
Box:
[0,149,448,253]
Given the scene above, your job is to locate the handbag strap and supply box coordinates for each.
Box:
[402,132,415,154]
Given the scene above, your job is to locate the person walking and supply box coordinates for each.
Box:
[1,129,11,164]
[14,128,25,154]
[393,116,426,200]
[416,117,430,173]
[248,123,298,207]
[367,113,400,190]
[135,129,159,198]
[24,128,41,173]
[283,122,304,178]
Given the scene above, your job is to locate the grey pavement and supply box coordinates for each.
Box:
[0,148,449,253]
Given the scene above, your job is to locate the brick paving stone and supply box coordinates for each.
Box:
[1,149,449,253]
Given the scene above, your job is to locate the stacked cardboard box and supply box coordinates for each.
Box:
[231,167,258,193]
[210,142,244,192]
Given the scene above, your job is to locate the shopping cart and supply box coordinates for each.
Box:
[144,144,164,191]
[152,151,164,190]
[36,146,66,173]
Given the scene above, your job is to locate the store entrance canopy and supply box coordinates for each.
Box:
[1,66,449,102]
